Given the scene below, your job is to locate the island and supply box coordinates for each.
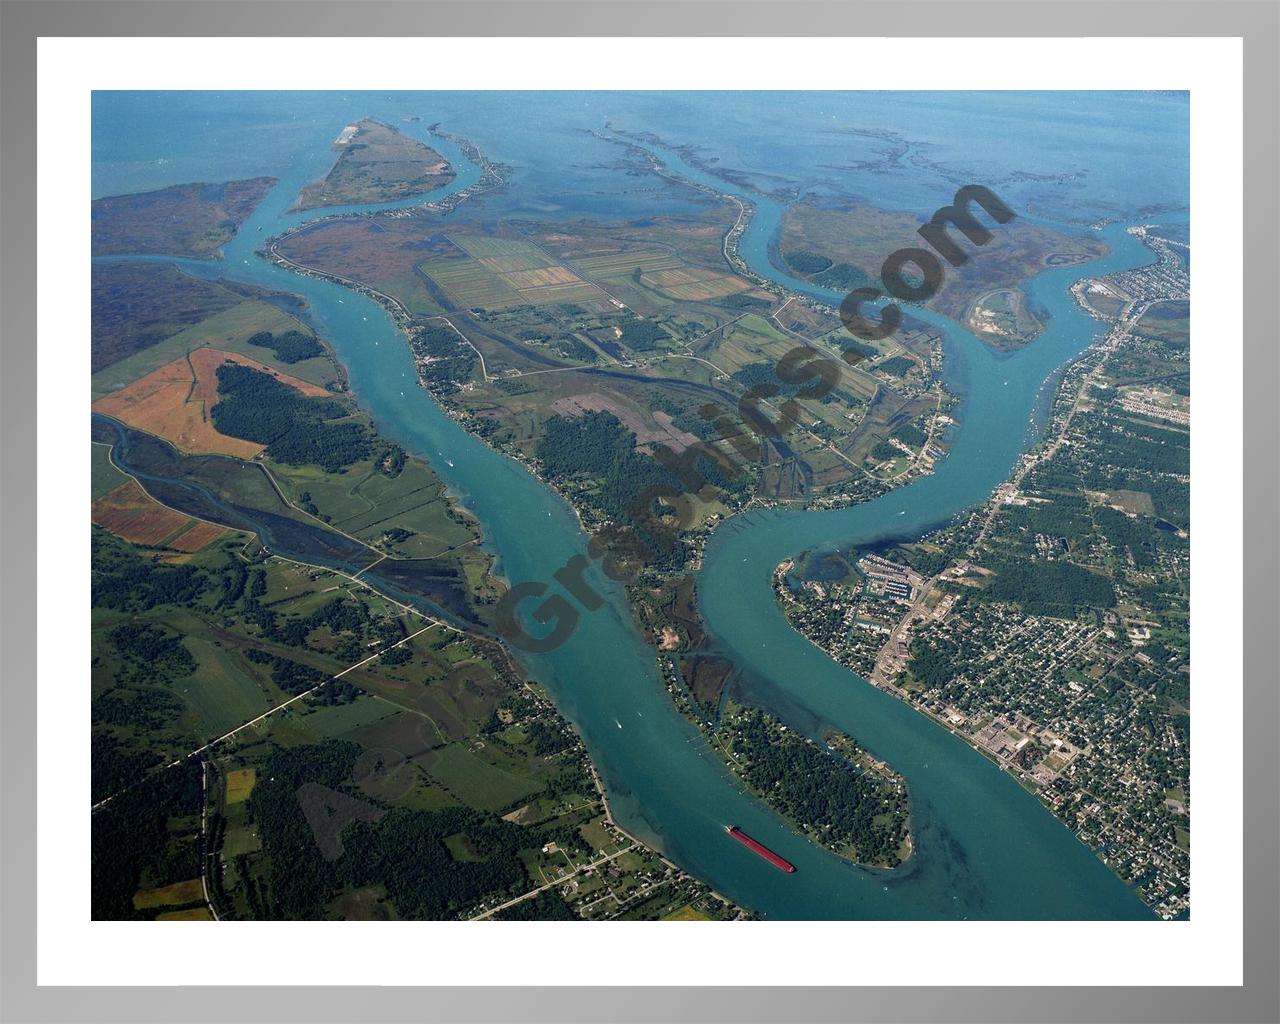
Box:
[294,118,455,210]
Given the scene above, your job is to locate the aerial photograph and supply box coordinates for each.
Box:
[90,91,1190,923]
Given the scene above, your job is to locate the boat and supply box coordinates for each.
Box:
[725,825,796,873]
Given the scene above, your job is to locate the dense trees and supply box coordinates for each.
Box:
[247,329,324,363]
[907,641,959,690]
[811,262,872,291]
[731,710,909,867]
[107,622,197,676]
[719,292,773,311]
[893,422,928,447]
[615,318,668,352]
[411,324,477,391]
[92,759,203,919]
[211,363,373,471]
[536,411,677,524]
[493,890,578,920]
[875,356,914,378]
[551,336,598,363]
[246,741,531,919]
[91,529,209,611]
[784,250,833,275]
[978,559,1115,615]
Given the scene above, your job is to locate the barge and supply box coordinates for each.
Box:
[725,825,796,873]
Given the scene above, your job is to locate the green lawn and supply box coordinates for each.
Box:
[91,442,130,499]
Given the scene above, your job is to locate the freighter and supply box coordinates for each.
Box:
[725,825,796,873]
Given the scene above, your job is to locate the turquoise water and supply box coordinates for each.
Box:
[91,93,1183,919]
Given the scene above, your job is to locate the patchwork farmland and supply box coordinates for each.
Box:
[420,235,614,311]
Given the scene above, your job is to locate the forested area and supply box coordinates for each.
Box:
[811,262,872,291]
[976,559,1115,615]
[492,890,578,920]
[92,760,203,919]
[615,317,669,351]
[211,363,373,470]
[719,292,774,311]
[246,741,531,918]
[784,250,833,274]
[551,336,598,363]
[537,411,747,569]
[247,329,324,363]
[875,356,914,377]
[729,710,910,867]
[536,411,676,522]
[412,324,477,391]
[91,529,211,611]
[731,360,807,398]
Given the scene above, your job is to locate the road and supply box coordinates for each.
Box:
[90,620,443,813]
[468,843,635,921]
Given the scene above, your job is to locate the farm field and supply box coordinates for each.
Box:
[197,616,737,922]
[91,478,199,546]
[224,768,257,804]
[92,348,330,459]
[420,234,613,311]
[92,288,339,400]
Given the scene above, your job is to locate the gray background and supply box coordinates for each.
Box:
[1,2,1275,1021]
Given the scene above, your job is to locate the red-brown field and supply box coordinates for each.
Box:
[91,479,193,546]
[92,348,331,458]
[167,520,229,552]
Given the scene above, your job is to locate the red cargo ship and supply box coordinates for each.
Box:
[725,825,796,873]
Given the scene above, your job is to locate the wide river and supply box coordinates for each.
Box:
[105,119,1155,920]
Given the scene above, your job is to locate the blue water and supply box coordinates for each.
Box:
[91,92,1187,919]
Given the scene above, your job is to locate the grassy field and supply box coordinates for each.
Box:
[91,442,130,500]
[224,768,257,804]
[265,450,481,565]
[660,904,711,921]
[94,343,334,461]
